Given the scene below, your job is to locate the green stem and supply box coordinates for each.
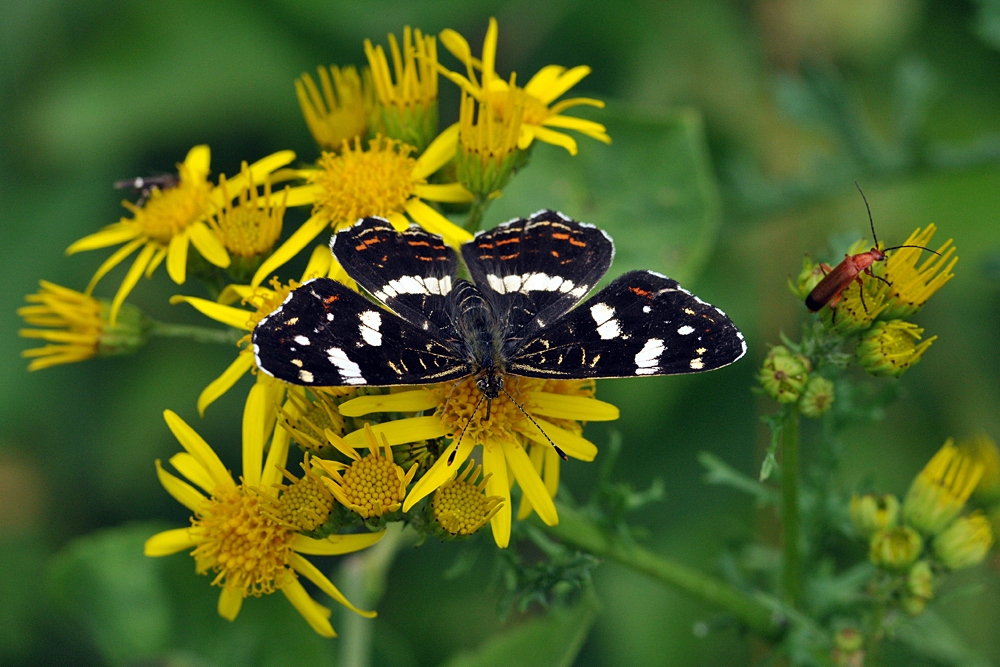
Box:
[464,195,490,233]
[337,522,416,667]
[781,408,802,607]
[536,502,783,640]
[148,321,243,345]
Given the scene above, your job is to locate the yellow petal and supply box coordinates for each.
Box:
[413,182,474,203]
[145,246,168,278]
[292,531,387,555]
[386,212,411,231]
[403,436,476,512]
[251,213,329,287]
[242,381,268,487]
[166,230,190,284]
[483,443,512,548]
[155,460,206,513]
[404,199,472,246]
[168,452,215,493]
[66,222,141,254]
[217,586,243,622]
[544,446,561,497]
[270,183,321,208]
[261,396,293,489]
[144,527,198,556]
[170,295,252,330]
[109,242,157,325]
[523,65,566,99]
[163,410,236,491]
[543,114,611,143]
[188,221,231,268]
[547,97,605,116]
[411,123,459,181]
[344,416,447,450]
[481,18,499,83]
[503,439,558,526]
[290,553,376,618]
[280,578,335,637]
[517,124,535,151]
[183,145,211,181]
[216,150,297,199]
[527,391,619,421]
[532,126,578,155]
[299,244,333,281]
[439,29,474,67]
[83,236,145,295]
[517,444,546,521]
[522,418,598,461]
[538,65,592,103]
[218,284,256,306]
[339,390,438,417]
[197,353,254,416]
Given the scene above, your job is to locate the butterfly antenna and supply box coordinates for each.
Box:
[500,387,569,461]
[448,391,487,465]
[855,181,878,247]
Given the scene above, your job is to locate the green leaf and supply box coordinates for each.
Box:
[699,451,780,506]
[439,591,600,667]
[895,609,993,667]
[486,104,723,286]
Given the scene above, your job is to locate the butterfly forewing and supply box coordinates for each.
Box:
[508,270,746,378]
[252,277,467,387]
[332,217,459,336]
[461,210,615,341]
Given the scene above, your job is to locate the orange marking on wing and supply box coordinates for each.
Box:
[478,243,494,249]
[551,250,560,257]
[629,287,652,298]
[479,254,494,259]
[355,244,366,251]
[408,240,431,247]
[324,295,338,304]
[364,238,382,245]
[500,253,519,260]
[552,233,570,240]
[496,237,520,245]
[569,238,586,247]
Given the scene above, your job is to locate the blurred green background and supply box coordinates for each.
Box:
[3,1,1000,665]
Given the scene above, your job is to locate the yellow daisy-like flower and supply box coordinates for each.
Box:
[313,424,418,520]
[250,134,472,286]
[365,27,440,152]
[278,388,353,458]
[337,376,619,548]
[903,440,984,535]
[878,225,957,320]
[145,410,384,637]
[457,87,525,200]
[259,453,337,532]
[171,245,349,417]
[439,18,611,156]
[855,320,936,377]
[432,460,504,537]
[66,146,295,324]
[296,65,374,151]
[18,281,147,370]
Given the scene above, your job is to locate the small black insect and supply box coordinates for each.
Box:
[114,174,180,206]
[253,211,746,437]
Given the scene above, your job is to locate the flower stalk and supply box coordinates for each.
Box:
[781,408,802,607]
[148,320,244,345]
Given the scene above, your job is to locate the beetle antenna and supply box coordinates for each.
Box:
[448,391,487,465]
[855,181,878,247]
[500,387,568,460]
[882,244,941,256]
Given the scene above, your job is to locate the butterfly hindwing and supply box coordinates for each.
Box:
[252,277,468,387]
[461,210,615,341]
[332,217,458,335]
[508,270,747,378]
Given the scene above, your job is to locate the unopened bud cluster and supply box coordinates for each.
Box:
[758,346,833,417]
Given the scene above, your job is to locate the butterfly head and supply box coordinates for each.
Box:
[474,367,504,400]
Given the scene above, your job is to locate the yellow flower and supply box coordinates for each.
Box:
[171,245,349,417]
[313,424,418,520]
[903,440,983,535]
[145,410,384,637]
[18,281,148,370]
[850,493,900,536]
[933,512,994,569]
[250,135,472,286]
[439,18,610,155]
[66,146,295,325]
[432,460,504,537]
[960,434,1000,503]
[207,164,289,283]
[337,376,619,548]
[878,225,957,319]
[259,453,336,533]
[297,65,374,151]
[365,27,440,152]
[278,388,353,458]
[457,87,525,200]
[856,320,935,377]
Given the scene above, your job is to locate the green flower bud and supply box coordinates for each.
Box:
[799,376,834,418]
[850,493,899,536]
[856,320,935,377]
[789,255,827,299]
[832,627,865,667]
[907,560,934,600]
[933,513,994,569]
[758,346,810,404]
[869,526,923,569]
[902,595,927,616]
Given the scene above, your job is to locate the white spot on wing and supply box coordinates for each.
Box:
[294,335,311,346]
[690,358,704,370]
[487,274,505,293]
[326,347,365,384]
[634,338,664,375]
[503,275,522,292]
[359,310,382,346]
[677,325,695,336]
[299,370,314,382]
[591,303,622,340]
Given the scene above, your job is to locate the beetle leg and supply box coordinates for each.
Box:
[864,266,892,287]
[855,275,868,313]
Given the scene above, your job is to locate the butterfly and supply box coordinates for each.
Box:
[252,210,746,419]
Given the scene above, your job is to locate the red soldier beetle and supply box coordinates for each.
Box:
[806,184,940,319]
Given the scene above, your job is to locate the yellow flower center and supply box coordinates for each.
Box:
[310,136,418,227]
[431,375,541,445]
[124,177,211,244]
[269,471,335,532]
[209,172,285,258]
[492,87,548,126]
[336,452,407,518]
[190,484,295,597]
[432,463,503,536]
[282,393,348,456]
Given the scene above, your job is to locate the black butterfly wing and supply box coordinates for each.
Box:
[332,216,458,335]
[508,270,746,378]
[252,277,468,387]
[461,210,614,342]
